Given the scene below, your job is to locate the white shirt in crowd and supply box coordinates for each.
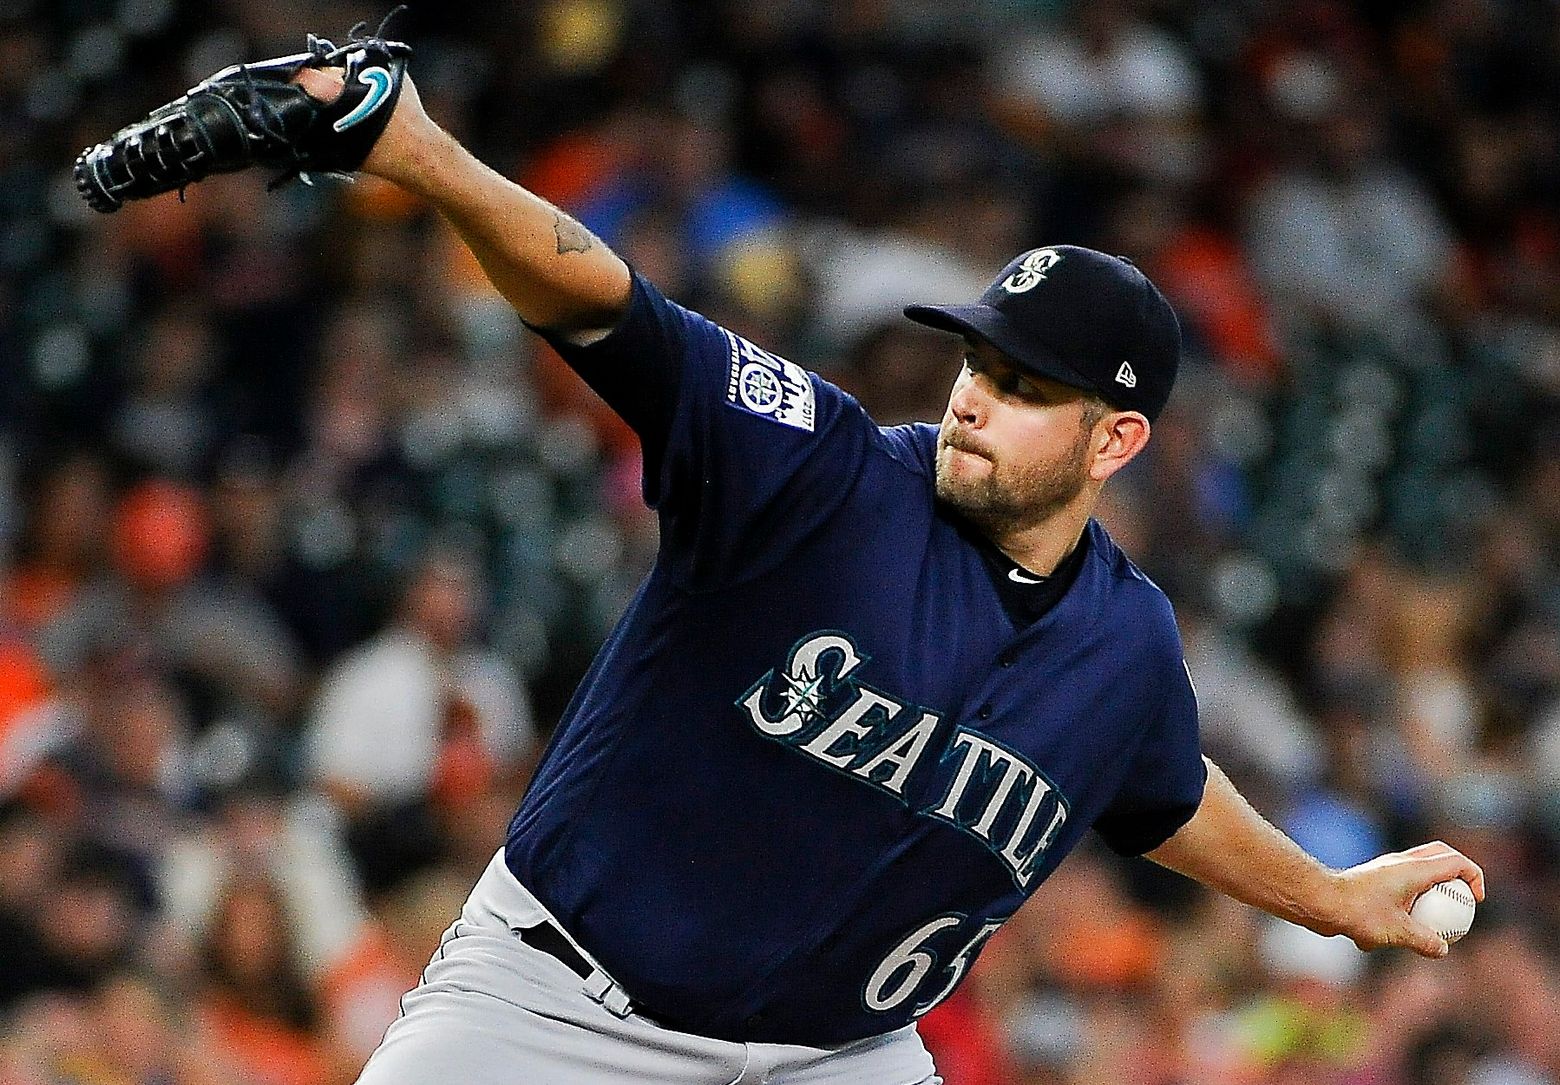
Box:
[304,630,536,806]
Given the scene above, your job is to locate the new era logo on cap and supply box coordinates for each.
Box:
[902,244,1183,421]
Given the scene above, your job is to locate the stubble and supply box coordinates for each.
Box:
[934,416,1097,535]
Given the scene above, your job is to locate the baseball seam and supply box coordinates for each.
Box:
[1432,881,1476,909]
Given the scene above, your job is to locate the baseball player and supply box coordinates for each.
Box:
[74,28,1485,1085]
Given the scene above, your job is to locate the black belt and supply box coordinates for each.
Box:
[516,920,595,981]
[517,921,680,1026]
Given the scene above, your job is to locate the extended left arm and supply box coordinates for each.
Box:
[1147,757,1485,958]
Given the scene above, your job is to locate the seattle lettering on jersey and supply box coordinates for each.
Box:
[736,631,1070,888]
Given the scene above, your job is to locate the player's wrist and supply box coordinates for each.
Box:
[358,73,439,186]
[366,117,458,195]
[1295,867,1351,938]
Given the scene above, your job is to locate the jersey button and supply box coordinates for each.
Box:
[998,654,1015,667]
[977,705,993,720]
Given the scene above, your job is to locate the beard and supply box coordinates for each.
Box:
[934,422,1093,535]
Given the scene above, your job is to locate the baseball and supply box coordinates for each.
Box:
[1410,878,1476,944]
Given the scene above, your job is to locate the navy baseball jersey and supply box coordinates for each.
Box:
[505,271,1206,1046]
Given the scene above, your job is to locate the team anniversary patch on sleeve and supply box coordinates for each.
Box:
[723,329,816,432]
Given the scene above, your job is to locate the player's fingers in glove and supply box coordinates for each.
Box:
[293,66,346,103]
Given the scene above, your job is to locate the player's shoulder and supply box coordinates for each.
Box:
[871,421,940,479]
[1081,520,1185,658]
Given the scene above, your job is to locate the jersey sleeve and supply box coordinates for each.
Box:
[539,271,874,587]
[1092,659,1207,857]
[531,271,685,483]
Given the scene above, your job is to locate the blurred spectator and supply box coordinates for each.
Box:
[1181,605,1322,788]
[39,479,303,730]
[804,220,994,352]
[196,870,332,1085]
[575,109,789,280]
[303,545,536,893]
[0,637,54,797]
[0,835,143,1008]
[1245,92,1454,332]
[997,2,1202,129]
[1,454,111,634]
[53,673,196,878]
[839,321,961,425]
[209,440,375,666]
[110,301,223,478]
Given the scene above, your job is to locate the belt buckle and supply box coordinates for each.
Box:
[519,919,638,1019]
[583,970,635,1018]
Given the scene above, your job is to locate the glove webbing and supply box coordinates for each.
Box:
[74,6,407,211]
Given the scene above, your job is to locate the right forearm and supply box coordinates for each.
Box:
[1148,758,1346,935]
[386,124,631,334]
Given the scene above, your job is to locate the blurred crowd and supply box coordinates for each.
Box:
[2,0,1559,1082]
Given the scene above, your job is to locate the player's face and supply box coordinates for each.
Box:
[934,340,1102,533]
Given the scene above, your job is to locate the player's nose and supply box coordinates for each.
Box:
[948,376,987,426]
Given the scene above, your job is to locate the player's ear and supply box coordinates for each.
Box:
[1087,411,1150,483]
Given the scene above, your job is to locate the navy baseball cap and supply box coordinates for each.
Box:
[904,245,1182,421]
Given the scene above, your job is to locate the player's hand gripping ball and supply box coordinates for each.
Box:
[1410,878,1476,946]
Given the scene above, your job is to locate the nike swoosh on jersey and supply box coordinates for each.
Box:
[1007,567,1046,585]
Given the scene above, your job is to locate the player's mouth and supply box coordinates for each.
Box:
[940,429,995,462]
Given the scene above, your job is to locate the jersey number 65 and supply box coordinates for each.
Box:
[863,915,1006,1017]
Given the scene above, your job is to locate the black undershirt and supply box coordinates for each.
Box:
[956,517,1091,628]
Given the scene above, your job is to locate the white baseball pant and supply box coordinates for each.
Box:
[353,850,943,1085]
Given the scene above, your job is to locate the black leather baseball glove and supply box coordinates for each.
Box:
[73,10,412,212]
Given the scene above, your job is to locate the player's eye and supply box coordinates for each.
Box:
[1002,367,1047,401]
[989,368,1025,396]
[964,352,1045,402]
[964,353,1000,380]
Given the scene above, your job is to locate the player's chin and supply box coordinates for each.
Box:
[934,460,996,512]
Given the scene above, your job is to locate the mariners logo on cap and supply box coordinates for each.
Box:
[1002,248,1063,294]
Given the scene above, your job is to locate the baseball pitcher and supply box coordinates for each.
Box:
[75,22,1485,1085]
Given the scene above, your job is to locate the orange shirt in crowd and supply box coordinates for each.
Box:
[200,995,331,1085]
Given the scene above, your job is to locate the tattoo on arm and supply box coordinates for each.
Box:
[553,212,595,255]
